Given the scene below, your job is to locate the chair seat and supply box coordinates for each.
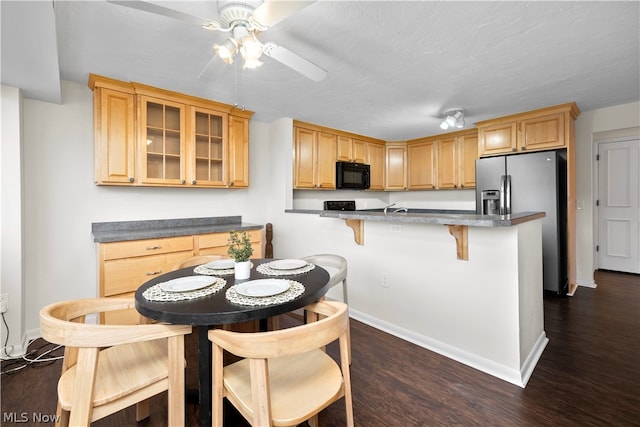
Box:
[58,339,169,409]
[223,349,344,426]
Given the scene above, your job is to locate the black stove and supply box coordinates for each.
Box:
[324,200,356,211]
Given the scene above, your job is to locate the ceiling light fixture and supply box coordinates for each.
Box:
[440,108,465,130]
[213,23,264,69]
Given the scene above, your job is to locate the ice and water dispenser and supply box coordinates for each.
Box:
[480,190,501,215]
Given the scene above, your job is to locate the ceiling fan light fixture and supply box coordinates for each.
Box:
[214,38,238,64]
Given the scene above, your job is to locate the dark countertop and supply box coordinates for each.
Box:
[318,210,545,227]
[92,216,263,243]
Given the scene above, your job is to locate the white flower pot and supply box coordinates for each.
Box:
[234,260,251,280]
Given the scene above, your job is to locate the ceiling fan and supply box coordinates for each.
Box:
[108,0,327,81]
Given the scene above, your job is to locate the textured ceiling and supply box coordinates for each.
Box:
[2,1,639,140]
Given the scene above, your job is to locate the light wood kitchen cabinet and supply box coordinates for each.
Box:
[385,143,408,190]
[197,229,263,257]
[436,137,457,189]
[407,140,436,190]
[138,95,187,185]
[98,235,194,324]
[477,103,578,157]
[89,74,253,188]
[91,78,136,185]
[367,141,385,190]
[337,136,366,163]
[458,132,478,189]
[293,126,336,189]
[187,105,228,187]
[228,115,250,188]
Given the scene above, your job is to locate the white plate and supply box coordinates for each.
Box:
[235,279,290,297]
[204,259,235,270]
[269,259,307,270]
[160,276,216,293]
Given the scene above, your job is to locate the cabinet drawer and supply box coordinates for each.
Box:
[198,230,261,249]
[102,250,193,296]
[102,236,193,260]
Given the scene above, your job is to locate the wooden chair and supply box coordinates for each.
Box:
[173,254,223,270]
[39,298,191,427]
[208,300,354,427]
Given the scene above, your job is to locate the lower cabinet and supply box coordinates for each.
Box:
[97,230,262,323]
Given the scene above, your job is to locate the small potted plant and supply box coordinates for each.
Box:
[227,230,253,279]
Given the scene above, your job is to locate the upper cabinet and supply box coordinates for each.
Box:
[337,136,367,163]
[385,142,408,190]
[367,142,385,191]
[138,96,186,185]
[293,126,336,189]
[403,129,478,191]
[477,103,579,157]
[293,121,386,191]
[89,74,253,188]
[407,140,435,190]
[457,132,478,189]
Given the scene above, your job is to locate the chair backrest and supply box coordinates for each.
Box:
[40,297,191,348]
[173,254,223,270]
[210,300,348,359]
[208,300,353,426]
[301,254,347,288]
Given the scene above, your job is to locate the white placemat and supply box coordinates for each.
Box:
[226,280,305,306]
[143,277,227,302]
[256,261,315,276]
[193,264,234,276]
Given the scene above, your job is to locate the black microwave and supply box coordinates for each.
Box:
[336,161,370,190]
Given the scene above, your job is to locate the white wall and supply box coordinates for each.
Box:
[1,85,26,356]
[574,102,640,285]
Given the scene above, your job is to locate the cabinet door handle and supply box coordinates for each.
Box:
[146,270,162,276]
[192,180,197,185]
[146,245,161,250]
[512,148,517,152]
[129,177,134,183]
[521,146,527,150]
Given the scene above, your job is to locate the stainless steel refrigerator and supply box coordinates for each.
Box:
[475,150,568,295]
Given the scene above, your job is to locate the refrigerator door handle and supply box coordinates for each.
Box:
[505,175,512,214]
[500,175,506,215]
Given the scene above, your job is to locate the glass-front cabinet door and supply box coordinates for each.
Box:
[189,107,228,186]
[139,96,186,185]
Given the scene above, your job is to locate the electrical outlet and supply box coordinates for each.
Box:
[390,224,402,232]
[0,293,8,314]
[382,273,391,288]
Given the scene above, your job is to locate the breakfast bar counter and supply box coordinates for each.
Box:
[316,208,549,387]
[319,210,545,227]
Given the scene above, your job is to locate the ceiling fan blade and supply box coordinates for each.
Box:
[252,0,316,28]
[107,1,221,29]
[263,42,327,82]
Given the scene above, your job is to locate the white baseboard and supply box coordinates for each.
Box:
[349,307,546,388]
[577,279,597,288]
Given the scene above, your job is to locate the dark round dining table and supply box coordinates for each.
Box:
[135,259,330,427]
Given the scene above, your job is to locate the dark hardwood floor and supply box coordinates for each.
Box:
[2,270,638,426]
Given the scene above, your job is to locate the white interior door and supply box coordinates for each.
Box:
[597,139,640,274]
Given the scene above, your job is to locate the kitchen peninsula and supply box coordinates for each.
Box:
[319,209,548,387]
